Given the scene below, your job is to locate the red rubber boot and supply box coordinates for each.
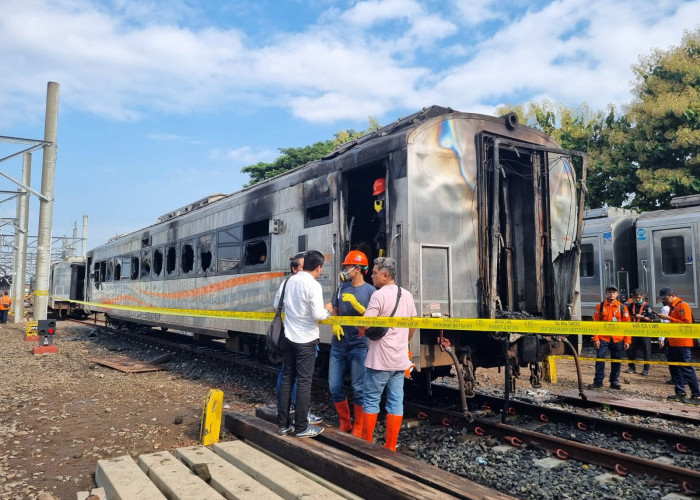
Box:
[351,404,364,438]
[334,399,353,432]
[384,414,403,451]
[362,412,378,443]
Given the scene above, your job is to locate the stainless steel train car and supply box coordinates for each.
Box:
[580,207,638,309]
[580,195,700,320]
[635,195,699,317]
[48,256,88,318]
[82,106,586,397]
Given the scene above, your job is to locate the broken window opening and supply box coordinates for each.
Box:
[114,260,122,281]
[198,234,214,273]
[181,242,194,274]
[131,255,140,280]
[106,261,114,281]
[141,250,152,278]
[166,246,177,276]
[153,249,163,278]
[244,239,268,267]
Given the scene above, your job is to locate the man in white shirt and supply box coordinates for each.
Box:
[275,250,332,438]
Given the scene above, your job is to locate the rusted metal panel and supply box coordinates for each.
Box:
[89,355,166,373]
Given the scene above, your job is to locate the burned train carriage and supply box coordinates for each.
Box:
[85,106,584,387]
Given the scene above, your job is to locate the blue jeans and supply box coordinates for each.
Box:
[593,340,625,385]
[668,346,700,397]
[363,368,404,415]
[329,345,367,406]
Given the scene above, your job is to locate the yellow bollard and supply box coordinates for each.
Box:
[543,356,557,384]
[200,389,224,446]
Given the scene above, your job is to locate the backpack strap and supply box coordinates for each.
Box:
[276,277,290,314]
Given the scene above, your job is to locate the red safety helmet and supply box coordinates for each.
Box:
[372,178,385,196]
[342,250,369,267]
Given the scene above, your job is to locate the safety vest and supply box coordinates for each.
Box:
[593,299,631,343]
[667,297,694,347]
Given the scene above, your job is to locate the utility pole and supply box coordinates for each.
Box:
[33,82,59,321]
[11,153,31,322]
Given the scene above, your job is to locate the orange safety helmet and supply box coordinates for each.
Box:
[342,250,369,267]
[372,178,385,196]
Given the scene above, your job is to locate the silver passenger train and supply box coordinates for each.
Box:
[581,195,700,320]
[75,106,587,396]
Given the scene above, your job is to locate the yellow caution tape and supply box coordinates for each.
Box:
[55,297,700,338]
[551,355,699,367]
[33,290,49,296]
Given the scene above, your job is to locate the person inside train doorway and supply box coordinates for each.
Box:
[274,252,323,427]
[588,285,631,390]
[360,257,416,451]
[371,178,386,258]
[0,291,12,323]
[276,250,332,438]
[656,288,700,404]
[625,288,655,376]
[330,250,376,436]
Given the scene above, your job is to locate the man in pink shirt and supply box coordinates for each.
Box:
[360,257,417,451]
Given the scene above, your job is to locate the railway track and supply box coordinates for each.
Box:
[67,318,700,498]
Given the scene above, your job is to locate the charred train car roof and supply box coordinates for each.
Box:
[90,105,556,253]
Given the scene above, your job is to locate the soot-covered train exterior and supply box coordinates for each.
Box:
[581,195,700,320]
[80,106,586,390]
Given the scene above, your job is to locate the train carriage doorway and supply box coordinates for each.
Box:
[650,227,697,307]
[478,135,560,319]
[341,164,387,270]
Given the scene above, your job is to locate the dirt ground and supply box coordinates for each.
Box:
[0,320,696,500]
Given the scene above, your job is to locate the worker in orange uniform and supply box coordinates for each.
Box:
[657,288,699,404]
[0,291,12,324]
[371,178,386,258]
[588,285,631,390]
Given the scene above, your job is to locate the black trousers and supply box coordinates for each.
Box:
[627,336,651,371]
[277,336,318,432]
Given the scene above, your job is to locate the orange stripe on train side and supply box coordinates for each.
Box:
[133,271,286,299]
[103,295,152,306]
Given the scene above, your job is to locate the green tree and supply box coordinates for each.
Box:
[497,101,633,208]
[241,117,382,185]
[627,28,700,210]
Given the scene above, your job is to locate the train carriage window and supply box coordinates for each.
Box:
[242,220,270,270]
[243,239,268,267]
[580,244,595,277]
[180,241,194,274]
[130,255,140,280]
[153,248,163,278]
[166,245,177,276]
[114,259,121,280]
[305,198,332,228]
[141,250,152,278]
[661,236,686,275]
[217,225,242,272]
[198,234,214,274]
[121,256,131,281]
[99,261,106,283]
[106,260,114,281]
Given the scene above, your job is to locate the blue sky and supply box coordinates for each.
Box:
[0,0,698,250]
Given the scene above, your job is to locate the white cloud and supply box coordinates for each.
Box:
[450,0,508,25]
[0,0,698,129]
[209,146,278,166]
